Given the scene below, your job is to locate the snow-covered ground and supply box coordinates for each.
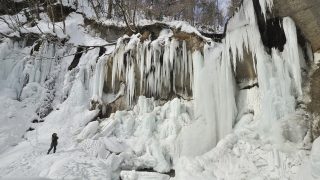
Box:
[0,85,311,179]
[0,41,314,179]
[0,0,319,179]
[0,85,313,179]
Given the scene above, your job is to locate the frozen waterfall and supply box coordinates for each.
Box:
[102,0,309,149]
[0,0,310,158]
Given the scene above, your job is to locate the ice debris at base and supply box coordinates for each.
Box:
[120,171,170,180]
[96,96,195,172]
[296,136,320,180]
[0,89,310,179]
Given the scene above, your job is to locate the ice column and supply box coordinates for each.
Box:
[193,42,237,147]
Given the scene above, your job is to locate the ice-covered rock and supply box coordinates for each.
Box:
[120,170,170,180]
[77,121,100,140]
[311,137,320,178]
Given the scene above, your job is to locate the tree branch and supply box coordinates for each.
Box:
[115,0,136,33]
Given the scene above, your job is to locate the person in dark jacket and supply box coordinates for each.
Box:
[47,133,58,154]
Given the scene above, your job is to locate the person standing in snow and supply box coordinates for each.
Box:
[47,133,58,154]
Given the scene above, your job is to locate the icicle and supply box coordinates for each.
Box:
[111,53,117,90]
[181,41,188,88]
[117,45,124,80]
[282,17,302,96]
[152,40,162,96]
[163,39,171,91]
[169,39,179,70]
[259,0,274,20]
[188,50,193,91]
[305,43,314,63]
[140,42,146,94]
[98,58,106,98]
[126,58,135,106]
[92,56,106,102]
[170,39,179,93]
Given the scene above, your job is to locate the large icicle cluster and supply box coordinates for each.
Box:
[224,0,308,137]
[107,32,238,150]
[110,31,193,105]
[91,55,107,104]
[259,0,274,20]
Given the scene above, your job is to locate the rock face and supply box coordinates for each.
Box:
[273,0,320,51]
[309,67,320,114]
[235,51,257,84]
[309,60,320,140]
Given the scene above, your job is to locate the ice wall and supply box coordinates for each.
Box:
[0,37,109,118]
[107,31,238,151]
[0,39,60,102]
[0,0,310,159]
[192,43,237,148]
[225,0,308,139]
[104,0,308,147]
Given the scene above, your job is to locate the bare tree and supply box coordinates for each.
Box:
[46,0,56,33]
[89,0,101,19]
[114,0,138,32]
[0,0,228,38]
[26,0,41,20]
[107,0,113,19]
[227,0,242,18]
[139,0,189,21]
[59,0,66,34]
[0,14,25,36]
[197,0,217,26]
[182,0,196,24]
